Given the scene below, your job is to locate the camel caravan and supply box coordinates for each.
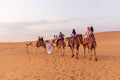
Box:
[26,26,97,61]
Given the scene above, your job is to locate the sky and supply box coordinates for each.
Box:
[0,0,120,42]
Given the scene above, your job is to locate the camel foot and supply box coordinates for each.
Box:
[95,58,98,61]
[72,54,74,58]
[76,56,79,59]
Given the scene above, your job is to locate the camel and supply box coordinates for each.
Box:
[66,34,82,59]
[36,39,46,52]
[79,34,97,61]
[56,39,66,56]
[25,42,33,53]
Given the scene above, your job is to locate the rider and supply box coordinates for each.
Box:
[84,27,90,44]
[57,32,65,46]
[38,36,41,42]
[71,29,77,38]
[36,36,41,47]
[88,26,96,45]
[59,32,65,40]
[84,26,96,45]
[72,29,76,42]
[53,35,58,43]
[85,27,90,38]
[37,36,44,46]
[41,36,44,42]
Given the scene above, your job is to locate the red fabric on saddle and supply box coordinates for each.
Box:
[36,43,39,47]
[36,41,45,47]
[58,40,64,45]
[83,37,95,44]
[59,34,64,40]
[57,40,66,47]
[73,38,79,44]
[89,37,95,43]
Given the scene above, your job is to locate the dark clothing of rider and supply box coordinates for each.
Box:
[89,32,94,38]
[38,37,44,43]
[41,37,44,42]
[56,32,65,46]
[59,32,65,40]
[72,29,76,35]
[71,29,77,38]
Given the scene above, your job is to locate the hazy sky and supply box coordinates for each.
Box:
[0,0,120,42]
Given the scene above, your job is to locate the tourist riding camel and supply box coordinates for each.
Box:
[82,26,97,61]
[57,32,65,46]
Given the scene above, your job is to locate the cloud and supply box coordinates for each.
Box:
[0,17,120,42]
[0,17,82,32]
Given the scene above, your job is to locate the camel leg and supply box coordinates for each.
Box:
[53,45,57,53]
[76,45,79,59]
[59,47,61,56]
[62,49,64,56]
[88,43,92,60]
[52,46,55,53]
[63,46,66,56]
[44,47,46,53]
[61,46,63,56]
[26,47,29,53]
[83,46,86,58]
[88,48,92,60]
[60,46,63,56]
[61,46,64,56]
[57,47,60,56]
[90,48,93,60]
[76,49,79,59]
[94,48,97,61]
[71,48,74,58]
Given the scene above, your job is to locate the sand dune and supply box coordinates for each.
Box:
[0,31,120,80]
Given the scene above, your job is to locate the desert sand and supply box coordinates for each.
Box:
[0,31,120,80]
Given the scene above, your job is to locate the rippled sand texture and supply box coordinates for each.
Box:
[0,31,120,80]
